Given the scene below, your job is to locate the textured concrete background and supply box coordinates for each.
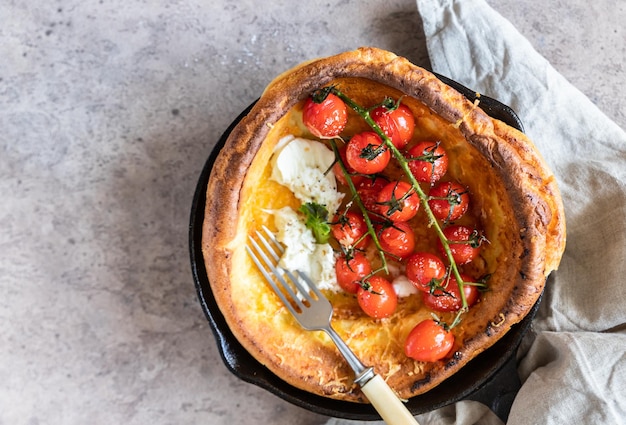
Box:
[1,1,624,424]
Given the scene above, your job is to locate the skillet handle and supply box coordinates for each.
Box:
[466,352,521,423]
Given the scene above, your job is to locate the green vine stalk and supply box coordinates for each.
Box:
[322,86,472,328]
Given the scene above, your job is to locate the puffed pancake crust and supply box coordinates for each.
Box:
[202,47,566,402]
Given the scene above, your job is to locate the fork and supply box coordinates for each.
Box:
[246,226,419,425]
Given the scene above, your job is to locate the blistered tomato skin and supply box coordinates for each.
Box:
[378,221,416,259]
[345,132,391,175]
[335,252,372,294]
[428,181,470,222]
[407,141,449,185]
[438,225,483,265]
[422,273,479,312]
[405,252,446,292]
[377,181,420,222]
[371,103,415,149]
[302,93,348,139]
[332,145,366,187]
[357,276,398,319]
[331,211,370,249]
[357,177,390,213]
[404,319,455,362]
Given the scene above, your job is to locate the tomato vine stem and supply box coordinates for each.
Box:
[328,87,470,327]
[328,138,389,274]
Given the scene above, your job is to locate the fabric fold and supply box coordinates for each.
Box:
[417,0,626,423]
[326,1,626,423]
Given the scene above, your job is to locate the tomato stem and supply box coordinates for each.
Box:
[329,87,470,325]
[328,139,389,274]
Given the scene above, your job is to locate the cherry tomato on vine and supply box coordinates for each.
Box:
[404,319,454,362]
[407,141,449,184]
[438,225,484,265]
[302,93,348,139]
[422,273,479,312]
[335,252,372,294]
[378,221,415,259]
[428,181,470,222]
[332,145,366,187]
[357,275,398,319]
[371,102,415,149]
[405,252,446,292]
[331,211,370,249]
[377,181,420,222]
[357,177,390,213]
[346,132,390,175]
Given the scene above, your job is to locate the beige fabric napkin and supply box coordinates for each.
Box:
[326,0,626,423]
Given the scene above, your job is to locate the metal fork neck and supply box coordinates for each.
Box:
[353,366,376,387]
[324,325,375,386]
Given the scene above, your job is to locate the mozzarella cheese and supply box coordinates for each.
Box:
[273,207,339,292]
[392,275,418,297]
[271,135,344,216]
[269,136,343,292]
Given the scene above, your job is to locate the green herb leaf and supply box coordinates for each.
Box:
[299,202,331,244]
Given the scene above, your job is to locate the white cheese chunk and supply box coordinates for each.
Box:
[271,135,343,216]
[273,207,339,292]
[392,274,419,297]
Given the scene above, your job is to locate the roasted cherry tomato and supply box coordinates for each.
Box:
[332,145,366,187]
[302,93,348,138]
[357,177,390,213]
[428,181,470,222]
[405,252,446,292]
[335,252,372,294]
[422,273,479,312]
[377,181,420,222]
[346,132,391,175]
[371,102,415,149]
[378,221,415,259]
[407,141,448,184]
[404,319,454,362]
[438,225,484,265]
[331,211,370,249]
[357,275,398,319]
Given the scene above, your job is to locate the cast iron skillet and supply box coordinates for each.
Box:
[189,74,538,422]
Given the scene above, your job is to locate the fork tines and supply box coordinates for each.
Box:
[245,226,323,315]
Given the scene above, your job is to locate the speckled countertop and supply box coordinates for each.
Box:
[1,1,624,424]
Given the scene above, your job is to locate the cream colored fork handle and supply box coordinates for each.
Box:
[322,325,418,424]
[360,374,420,425]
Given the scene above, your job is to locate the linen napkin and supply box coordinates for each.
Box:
[325,0,626,424]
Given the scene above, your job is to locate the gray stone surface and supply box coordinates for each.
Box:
[1,1,623,424]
